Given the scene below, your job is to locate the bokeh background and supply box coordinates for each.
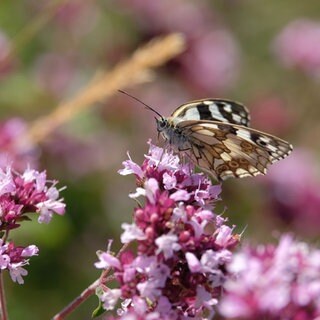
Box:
[1,1,320,319]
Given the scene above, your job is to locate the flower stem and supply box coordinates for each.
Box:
[0,272,8,320]
[52,243,129,319]
[52,279,99,320]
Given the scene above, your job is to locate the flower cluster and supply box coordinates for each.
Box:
[0,166,65,284]
[95,142,239,319]
[219,234,320,319]
[0,240,38,284]
[0,166,65,228]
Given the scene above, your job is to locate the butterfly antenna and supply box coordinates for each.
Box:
[118,90,164,119]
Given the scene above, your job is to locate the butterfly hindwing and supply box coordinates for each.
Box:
[175,120,292,181]
[170,99,250,127]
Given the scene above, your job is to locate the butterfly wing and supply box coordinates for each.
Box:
[169,99,250,127]
[176,120,292,181]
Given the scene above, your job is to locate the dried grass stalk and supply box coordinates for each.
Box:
[28,33,186,143]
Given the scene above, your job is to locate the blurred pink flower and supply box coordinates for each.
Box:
[219,234,320,319]
[34,53,77,97]
[119,0,213,37]
[250,96,294,135]
[54,0,99,37]
[181,30,240,94]
[118,0,240,94]
[262,149,320,235]
[273,19,320,79]
[0,118,38,170]
[44,129,127,177]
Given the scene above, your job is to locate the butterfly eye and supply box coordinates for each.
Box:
[156,119,167,131]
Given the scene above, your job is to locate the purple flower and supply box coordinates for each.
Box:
[96,142,239,319]
[95,252,121,270]
[96,287,122,311]
[0,167,15,196]
[219,234,320,319]
[0,167,66,228]
[155,234,181,259]
[0,240,39,284]
[119,153,144,179]
[0,165,65,284]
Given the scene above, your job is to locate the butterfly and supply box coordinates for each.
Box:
[119,91,293,181]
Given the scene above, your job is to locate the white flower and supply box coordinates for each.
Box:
[96,287,121,311]
[121,223,146,243]
[155,234,181,259]
[0,167,15,196]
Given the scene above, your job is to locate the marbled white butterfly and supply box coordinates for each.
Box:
[120,91,293,181]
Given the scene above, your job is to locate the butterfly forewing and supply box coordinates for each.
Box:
[170,99,250,127]
[175,120,293,181]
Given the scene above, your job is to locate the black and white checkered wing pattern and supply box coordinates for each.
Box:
[176,121,293,181]
[170,99,250,127]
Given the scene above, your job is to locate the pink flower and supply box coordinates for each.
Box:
[155,234,181,259]
[117,1,240,93]
[215,225,235,248]
[181,30,240,93]
[96,287,122,311]
[186,252,201,273]
[273,19,320,79]
[0,167,15,196]
[262,149,320,236]
[9,264,28,285]
[96,142,239,319]
[34,53,77,98]
[162,172,177,190]
[0,166,66,229]
[95,252,121,270]
[54,0,99,37]
[250,95,294,135]
[0,118,38,170]
[121,223,146,243]
[21,245,39,257]
[119,153,144,179]
[0,240,39,284]
[219,234,320,319]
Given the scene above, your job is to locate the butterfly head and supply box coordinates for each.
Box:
[155,117,169,133]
